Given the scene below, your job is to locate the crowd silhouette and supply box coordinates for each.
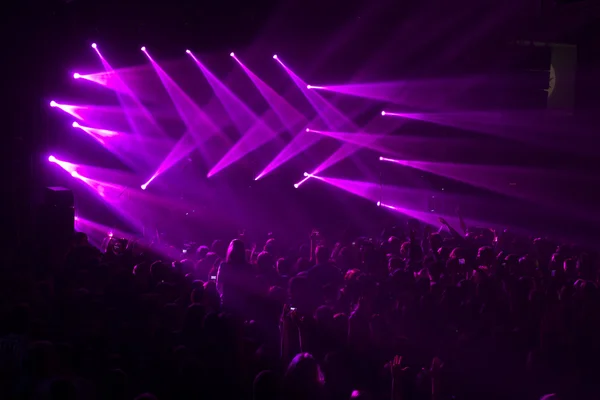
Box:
[1,214,598,400]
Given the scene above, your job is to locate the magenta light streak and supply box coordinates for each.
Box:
[233,54,306,132]
[186,49,191,54]
[142,132,196,188]
[141,46,146,52]
[272,54,278,59]
[48,155,56,163]
[294,175,312,188]
[275,56,370,178]
[73,73,81,79]
[49,101,86,120]
[188,50,265,136]
[91,43,97,49]
[189,51,284,177]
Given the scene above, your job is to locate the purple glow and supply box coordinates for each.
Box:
[140,184,147,190]
[303,172,310,177]
[230,52,235,57]
[72,121,80,128]
[272,54,278,59]
[186,49,191,54]
[50,101,57,107]
[141,46,146,52]
[306,128,311,132]
[293,184,299,188]
[73,73,81,79]
[91,43,97,49]
[379,156,384,161]
[377,201,381,207]
[48,155,56,163]
[71,171,80,178]
[381,111,386,116]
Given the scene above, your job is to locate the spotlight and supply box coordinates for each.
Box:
[230,52,235,57]
[377,201,381,207]
[140,184,147,190]
[141,46,146,52]
[48,155,56,163]
[379,156,383,161]
[307,85,312,89]
[273,54,278,59]
[50,100,57,107]
[303,172,309,177]
[73,73,81,79]
[91,43,97,49]
[381,111,386,116]
[293,184,299,189]
[71,171,80,178]
[72,122,80,128]
[305,128,310,132]
[186,49,191,54]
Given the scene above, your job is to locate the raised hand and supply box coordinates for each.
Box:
[390,355,409,381]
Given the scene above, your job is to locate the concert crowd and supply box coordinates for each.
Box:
[1,214,598,400]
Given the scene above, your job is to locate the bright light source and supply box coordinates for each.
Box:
[186,49,191,54]
[72,122,80,128]
[379,156,384,161]
[50,101,57,107]
[273,54,278,59]
[71,171,79,178]
[293,184,299,189]
[307,85,312,89]
[91,43,97,49]
[141,46,146,52]
[306,128,310,132]
[140,184,147,190]
[230,52,235,57]
[73,73,81,79]
[303,172,309,177]
[381,111,386,116]
[48,155,56,163]
[377,201,381,207]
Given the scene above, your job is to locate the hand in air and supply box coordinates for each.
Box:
[390,355,409,381]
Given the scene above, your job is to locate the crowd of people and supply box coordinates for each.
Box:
[1,214,599,400]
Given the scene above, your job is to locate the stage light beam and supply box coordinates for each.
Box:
[230,52,235,57]
[91,43,97,49]
[186,49,191,54]
[381,111,386,116]
[48,155,56,163]
[140,184,147,190]
[377,201,381,207]
[294,184,299,188]
[141,46,146,52]
[50,101,57,107]
[72,121,80,128]
[73,73,81,79]
[273,54,278,59]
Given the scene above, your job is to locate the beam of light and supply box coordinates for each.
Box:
[378,156,600,218]
[274,56,372,178]
[91,43,97,49]
[141,46,146,52]
[72,121,120,145]
[73,73,81,79]
[206,54,307,178]
[143,49,221,168]
[188,50,264,134]
[302,77,480,106]
[48,155,56,163]
[294,175,312,189]
[141,132,196,189]
[93,43,162,137]
[233,55,306,133]
[49,101,86,120]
